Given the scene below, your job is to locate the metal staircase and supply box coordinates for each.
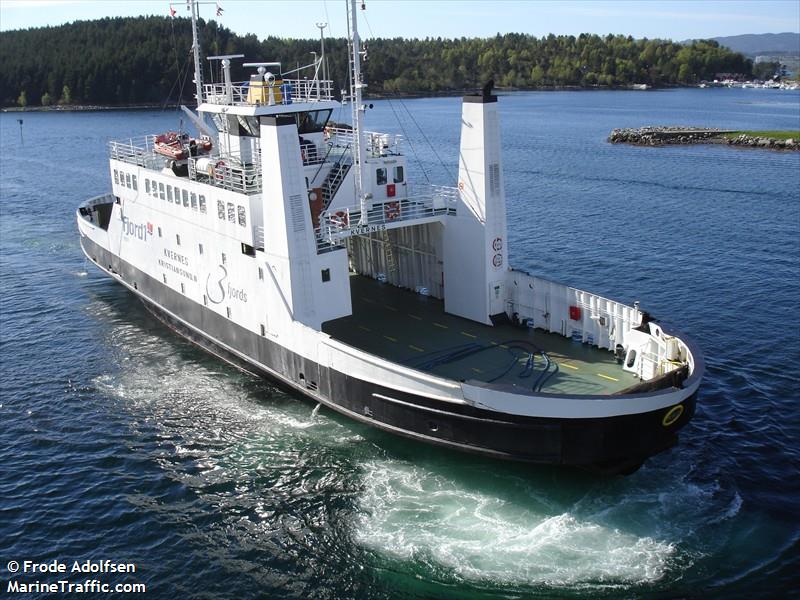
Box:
[321,159,351,210]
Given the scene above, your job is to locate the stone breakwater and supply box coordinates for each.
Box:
[608,127,799,150]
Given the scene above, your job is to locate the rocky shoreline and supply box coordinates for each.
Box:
[608,127,799,150]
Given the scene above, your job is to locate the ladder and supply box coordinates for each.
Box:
[380,228,398,274]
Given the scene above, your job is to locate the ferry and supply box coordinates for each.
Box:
[77,0,703,474]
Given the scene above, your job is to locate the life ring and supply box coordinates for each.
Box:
[385,201,400,221]
[333,211,349,226]
[662,404,684,427]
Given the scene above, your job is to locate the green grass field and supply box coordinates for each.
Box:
[723,130,800,140]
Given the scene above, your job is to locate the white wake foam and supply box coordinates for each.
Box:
[354,460,676,587]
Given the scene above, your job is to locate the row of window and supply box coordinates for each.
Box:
[376,165,404,186]
[144,178,208,214]
[217,200,247,227]
[115,168,249,228]
[113,169,138,191]
[143,178,248,228]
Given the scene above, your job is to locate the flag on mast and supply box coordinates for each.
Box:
[169,5,176,17]
[216,3,223,17]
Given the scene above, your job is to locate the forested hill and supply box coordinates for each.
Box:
[0,16,753,107]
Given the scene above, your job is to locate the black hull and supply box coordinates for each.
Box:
[81,234,696,474]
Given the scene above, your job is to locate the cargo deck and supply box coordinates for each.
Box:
[323,275,640,396]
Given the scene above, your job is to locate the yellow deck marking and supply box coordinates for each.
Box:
[384,305,399,312]
[383,335,398,342]
[460,331,477,338]
[596,373,619,382]
[433,322,448,329]
[471,368,484,374]
[489,341,499,346]
[499,344,509,349]
[358,325,372,332]
[560,363,579,370]
[409,344,425,352]
[408,314,423,321]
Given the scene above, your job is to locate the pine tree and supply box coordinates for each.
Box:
[60,84,72,105]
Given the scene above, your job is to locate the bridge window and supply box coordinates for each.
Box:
[113,170,119,185]
[393,166,404,183]
[158,182,165,200]
[376,168,387,186]
[217,200,225,220]
[166,186,173,202]
[199,195,207,213]
[125,173,132,188]
[237,205,246,226]
[191,192,198,211]
[182,189,189,208]
[297,109,332,134]
[145,179,150,194]
[236,115,260,137]
[227,202,235,223]
[132,175,138,191]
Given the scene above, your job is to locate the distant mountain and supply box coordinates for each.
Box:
[710,33,800,57]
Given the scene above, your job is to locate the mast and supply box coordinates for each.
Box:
[348,0,367,224]
[316,22,328,83]
[190,0,204,107]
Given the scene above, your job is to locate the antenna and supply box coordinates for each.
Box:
[208,54,245,104]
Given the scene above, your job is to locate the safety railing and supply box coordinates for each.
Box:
[326,127,404,157]
[202,78,334,106]
[108,136,164,169]
[188,154,262,194]
[315,184,457,249]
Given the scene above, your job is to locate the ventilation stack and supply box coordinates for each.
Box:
[259,116,351,332]
[443,92,509,325]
